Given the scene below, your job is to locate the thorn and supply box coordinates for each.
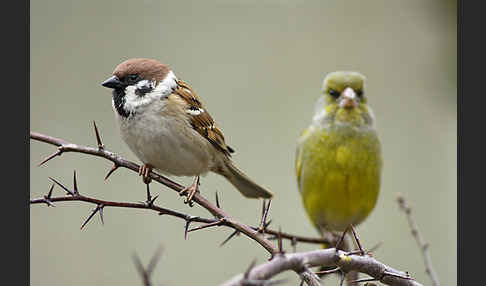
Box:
[277,226,284,254]
[146,246,164,277]
[347,250,366,256]
[104,163,119,181]
[49,177,74,196]
[187,218,224,233]
[143,184,158,207]
[99,204,104,225]
[244,259,257,279]
[291,237,297,252]
[42,198,55,207]
[149,195,158,206]
[146,184,151,201]
[93,121,104,150]
[349,277,378,284]
[184,219,191,240]
[215,191,220,208]
[220,230,239,247]
[261,199,266,218]
[46,183,55,199]
[80,204,103,230]
[315,267,341,276]
[263,219,272,229]
[132,253,151,286]
[38,149,62,166]
[382,271,412,280]
[339,270,346,286]
[258,200,271,235]
[183,216,198,240]
[73,170,79,195]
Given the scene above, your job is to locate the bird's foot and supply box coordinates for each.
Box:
[138,164,153,184]
[179,176,200,207]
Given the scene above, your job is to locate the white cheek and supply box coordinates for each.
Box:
[122,71,178,113]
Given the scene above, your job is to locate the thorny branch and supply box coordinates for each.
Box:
[221,248,423,286]
[133,246,164,286]
[30,126,425,286]
[397,193,440,286]
[31,129,328,254]
[30,171,214,230]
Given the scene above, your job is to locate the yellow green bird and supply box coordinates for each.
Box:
[295,71,382,239]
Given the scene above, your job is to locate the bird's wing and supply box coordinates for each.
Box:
[172,80,234,157]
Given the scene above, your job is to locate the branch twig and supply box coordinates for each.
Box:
[133,246,163,286]
[31,130,279,254]
[32,129,331,247]
[30,128,426,286]
[397,193,440,286]
[30,172,215,230]
[220,249,423,286]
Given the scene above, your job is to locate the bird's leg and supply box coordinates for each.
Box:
[138,163,153,184]
[341,234,359,286]
[179,176,200,207]
[316,229,344,278]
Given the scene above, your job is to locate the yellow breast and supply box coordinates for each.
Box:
[296,125,382,232]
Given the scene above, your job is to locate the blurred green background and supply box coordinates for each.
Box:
[30,0,456,285]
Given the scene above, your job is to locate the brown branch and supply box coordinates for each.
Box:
[31,129,426,286]
[265,229,331,245]
[396,193,440,286]
[133,246,163,286]
[220,249,423,286]
[30,175,215,230]
[31,130,280,254]
[32,130,331,247]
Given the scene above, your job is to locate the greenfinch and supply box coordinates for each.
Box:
[295,71,382,238]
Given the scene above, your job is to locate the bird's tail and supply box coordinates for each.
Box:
[220,161,273,199]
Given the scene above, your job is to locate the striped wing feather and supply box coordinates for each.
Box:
[172,80,234,157]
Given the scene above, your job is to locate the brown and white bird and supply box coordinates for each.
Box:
[101,58,273,203]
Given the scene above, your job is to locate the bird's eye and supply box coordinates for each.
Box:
[127,74,139,83]
[328,89,338,98]
[356,90,364,97]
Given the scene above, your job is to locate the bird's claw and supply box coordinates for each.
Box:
[138,164,152,184]
[179,176,200,207]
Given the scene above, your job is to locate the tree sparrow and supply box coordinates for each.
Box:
[101,58,273,203]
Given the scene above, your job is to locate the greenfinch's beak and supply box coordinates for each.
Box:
[339,87,358,109]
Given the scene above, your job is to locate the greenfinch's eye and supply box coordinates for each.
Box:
[328,89,338,98]
[356,90,364,97]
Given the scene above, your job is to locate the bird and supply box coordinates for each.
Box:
[101,58,273,204]
[295,71,382,242]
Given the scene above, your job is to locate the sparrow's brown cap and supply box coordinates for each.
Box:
[113,58,170,82]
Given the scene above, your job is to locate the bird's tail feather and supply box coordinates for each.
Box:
[221,162,273,199]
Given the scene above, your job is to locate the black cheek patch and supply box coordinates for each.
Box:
[135,85,153,97]
[112,89,131,118]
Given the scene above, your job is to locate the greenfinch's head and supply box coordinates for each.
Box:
[313,71,374,127]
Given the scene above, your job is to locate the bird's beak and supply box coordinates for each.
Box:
[339,87,358,109]
[101,75,123,89]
